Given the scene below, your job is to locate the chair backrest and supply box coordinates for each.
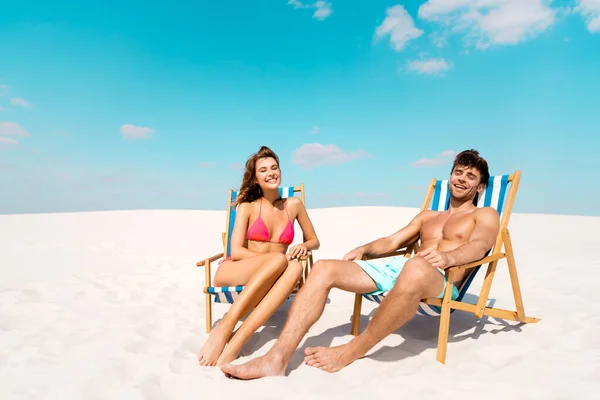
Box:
[223,185,306,259]
[416,171,521,300]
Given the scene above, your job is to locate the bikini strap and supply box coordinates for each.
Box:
[283,198,292,220]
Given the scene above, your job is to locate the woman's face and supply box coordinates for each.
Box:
[255,157,280,191]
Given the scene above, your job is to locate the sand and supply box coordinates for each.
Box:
[1,207,599,399]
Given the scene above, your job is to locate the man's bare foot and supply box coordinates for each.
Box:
[304,343,366,373]
[220,351,287,380]
[198,324,232,367]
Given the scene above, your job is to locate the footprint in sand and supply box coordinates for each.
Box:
[124,339,154,355]
[168,349,199,375]
[17,289,42,304]
[134,374,164,400]
[80,359,137,400]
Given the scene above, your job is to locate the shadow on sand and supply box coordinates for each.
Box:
[217,295,527,375]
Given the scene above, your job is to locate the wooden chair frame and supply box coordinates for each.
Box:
[350,171,540,364]
[196,184,314,333]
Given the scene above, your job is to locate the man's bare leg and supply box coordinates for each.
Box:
[219,259,378,380]
[304,257,445,373]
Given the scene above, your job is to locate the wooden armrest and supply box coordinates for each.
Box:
[362,249,408,261]
[196,252,224,266]
[446,252,506,272]
[295,251,313,261]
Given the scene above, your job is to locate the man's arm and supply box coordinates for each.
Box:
[344,211,428,261]
[444,207,500,267]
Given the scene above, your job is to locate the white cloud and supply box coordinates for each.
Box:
[577,0,600,32]
[288,0,307,8]
[10,97,32,107]
[292,143,371,169]
[308,125,320,134]
[0,137,19,145]
[406,57,453,75]
[287,1,333,21]
[412,150,458,167]
[418,0,556,49]
[375,5,424,51]
[0,121,31,137]
[313,1,333,20]
[120,124,154,140]
[0,84,8,96]
[0,106,6,112]
[230,163,244,169]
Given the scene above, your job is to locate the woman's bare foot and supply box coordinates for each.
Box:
[216,341,242,366]
[220,351,287,380]
[198,324,232,367]
[303,343,365,373]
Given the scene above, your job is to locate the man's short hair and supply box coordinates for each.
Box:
[452,149,490,186]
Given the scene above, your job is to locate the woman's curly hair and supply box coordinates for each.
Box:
[235,146,280,205]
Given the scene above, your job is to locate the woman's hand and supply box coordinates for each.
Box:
[287,244,309,260]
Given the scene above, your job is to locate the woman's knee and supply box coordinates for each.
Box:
[263,252,288,274]
[286,260,304,276]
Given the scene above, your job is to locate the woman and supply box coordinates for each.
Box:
[198,145,320,366]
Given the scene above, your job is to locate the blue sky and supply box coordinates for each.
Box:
[1,0,599,216]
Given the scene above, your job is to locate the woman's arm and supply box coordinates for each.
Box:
[229,202,260,261]
[291,197,320,252]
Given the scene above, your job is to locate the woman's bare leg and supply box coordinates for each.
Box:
[198,253,288,366]
[216,260,303,365]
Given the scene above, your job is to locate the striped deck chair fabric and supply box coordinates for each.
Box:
[361,175,511,317]
[208,186,298,304]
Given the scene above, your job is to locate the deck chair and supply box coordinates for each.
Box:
[350,170,540,364]
[196,184,314,333]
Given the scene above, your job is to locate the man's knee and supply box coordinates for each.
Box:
[395,257,435,293]
[307,259,339,287]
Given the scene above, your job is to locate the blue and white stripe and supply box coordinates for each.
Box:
[215,186,298,304]
[207,285,245,303]
[363,175,511,316]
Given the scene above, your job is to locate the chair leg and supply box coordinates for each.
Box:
[436,271,455,364]
[205,293,212,333]
[503,229,526,321]
[351,294,362,336]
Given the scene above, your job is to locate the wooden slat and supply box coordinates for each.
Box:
[205,258,213,333]
[503,229,526,321]
[196,252,223,266]
[422,298,541,323]
[436,269,455,364]
[420,178,438,211]
[351,294,362,336]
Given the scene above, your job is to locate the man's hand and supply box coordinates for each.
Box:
[417,247,451,269]
[343,248,365,261]
[287,244,309,260]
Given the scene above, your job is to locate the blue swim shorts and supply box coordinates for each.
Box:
[353,256,459,300]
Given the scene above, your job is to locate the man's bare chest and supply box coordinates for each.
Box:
[421,212,476,243]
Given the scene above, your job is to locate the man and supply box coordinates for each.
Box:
[221,149,500,379]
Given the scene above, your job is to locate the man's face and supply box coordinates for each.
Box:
[449,165,483,201]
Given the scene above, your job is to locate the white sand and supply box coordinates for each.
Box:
[1,207,599,399]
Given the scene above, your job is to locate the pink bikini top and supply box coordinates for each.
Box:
[246,198,294,245]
